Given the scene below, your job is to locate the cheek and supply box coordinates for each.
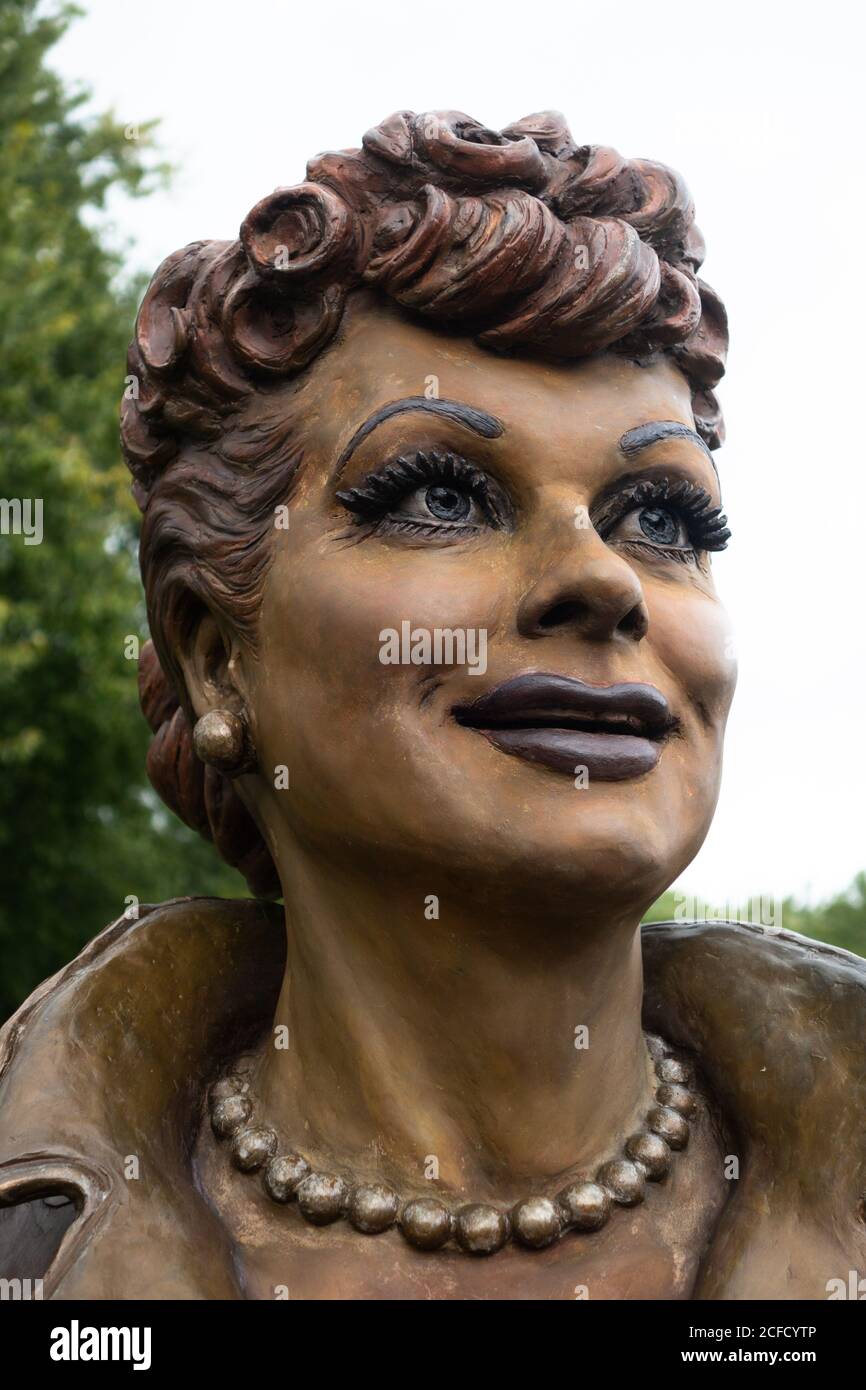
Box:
[253,537,499,735]
[248,536,504,849]
[647,582,737,733]
[640,583,736,869]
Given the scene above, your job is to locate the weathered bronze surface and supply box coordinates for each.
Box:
[1,902,864,1297]
[1,109,864,1299]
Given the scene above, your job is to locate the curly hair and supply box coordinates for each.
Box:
[123,109,729,898]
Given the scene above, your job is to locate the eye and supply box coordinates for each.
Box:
[395,483,476,525]
[425,485,471,522]
[593,476,731,559]
[607,504,690,550]
[336,449,512,536]
[637,506,687,546]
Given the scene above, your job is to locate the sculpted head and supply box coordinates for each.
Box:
[123,109,735,918]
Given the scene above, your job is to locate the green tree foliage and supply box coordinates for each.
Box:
[645,877,866,960]
[0,1,245,1021]
[777,874,866,959]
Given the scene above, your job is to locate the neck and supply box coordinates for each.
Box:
[255,846,653,1203]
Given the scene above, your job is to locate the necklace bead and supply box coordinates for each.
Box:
[231,1126,277,1172]
[348,1183,400,1233]
[656,1056,688,1085]
[399,1197,453,1249]
[211,1093,251,1138]
[210,1074,250,1104]
[557,1179,611,1231]
[264,1152,310,1203]
[511,1197,563,1248]
[657,1082,697,1117]
[625,1130,672,1180]
[297,1172,347,1225]
[455,1203,510,1255]
[648,1103,690,1150]
[596,1158,646,1207]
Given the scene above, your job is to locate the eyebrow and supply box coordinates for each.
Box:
[334,396,505,478]
[618,420,716,470]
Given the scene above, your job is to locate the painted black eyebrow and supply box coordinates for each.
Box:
[334,396,504,479]
[619,420,716,469]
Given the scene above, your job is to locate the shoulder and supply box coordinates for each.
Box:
[642,916,866,1076]
[0,897,284,1298]
[643,919,866,1297]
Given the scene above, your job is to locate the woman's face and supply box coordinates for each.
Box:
[239,293,736,913]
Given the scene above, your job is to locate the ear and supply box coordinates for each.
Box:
[174,608,250,723]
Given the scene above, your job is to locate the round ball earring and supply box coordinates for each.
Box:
[192,709,256,777]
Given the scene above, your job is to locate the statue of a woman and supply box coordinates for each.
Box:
[2,110,864,1301]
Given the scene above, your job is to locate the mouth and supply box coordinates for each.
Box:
[453,672,678,781]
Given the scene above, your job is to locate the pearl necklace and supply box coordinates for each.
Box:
[208,1034,696,1255]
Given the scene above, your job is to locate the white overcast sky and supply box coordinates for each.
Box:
[50,0,865,906]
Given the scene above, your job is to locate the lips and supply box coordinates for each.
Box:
[453,672,677,781]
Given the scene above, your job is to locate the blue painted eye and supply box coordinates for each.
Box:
[425,485,472,522]
[638,506,679,544]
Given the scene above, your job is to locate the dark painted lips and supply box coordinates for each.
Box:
[453,672,677,781]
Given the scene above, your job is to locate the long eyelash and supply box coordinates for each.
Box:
[594,476,731,551]
[336,450,510,528]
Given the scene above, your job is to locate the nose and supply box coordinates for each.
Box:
[516,535,649,643]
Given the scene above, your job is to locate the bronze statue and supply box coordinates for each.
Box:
[2,110,864,1301]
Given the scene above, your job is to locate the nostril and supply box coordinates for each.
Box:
[534,597,648,639]
[620,603,649,639]
[537,601,585,630]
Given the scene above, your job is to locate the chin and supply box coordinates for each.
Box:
[284,724,716,918]
[400,788,701,919]
[519,820,685,906]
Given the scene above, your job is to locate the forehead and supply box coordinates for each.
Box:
[287,291,697,463]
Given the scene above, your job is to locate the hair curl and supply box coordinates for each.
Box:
[123,109,728,898]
